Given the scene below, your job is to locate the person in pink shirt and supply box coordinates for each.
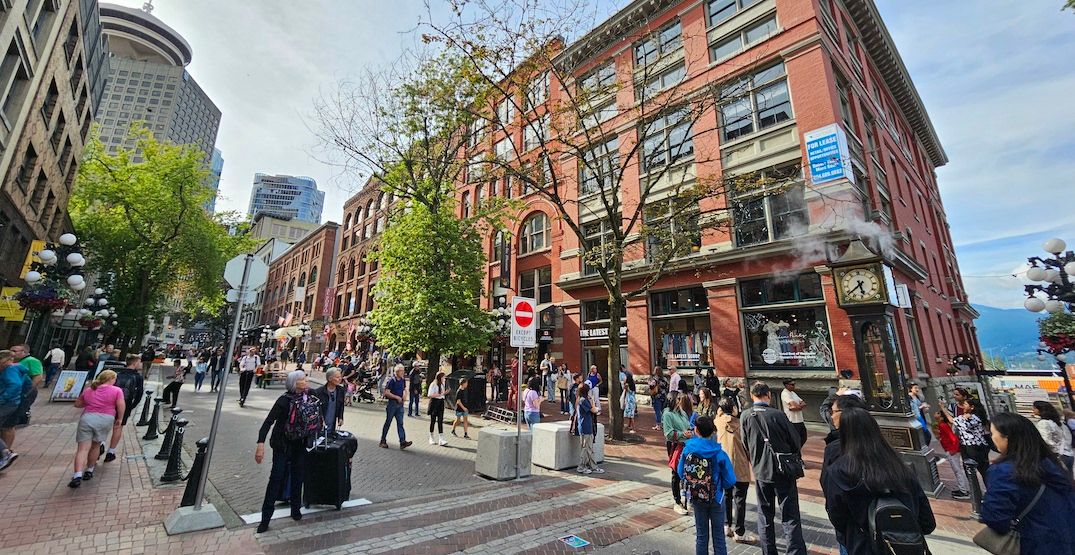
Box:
[68,370,125,488]
[523,377,542,430]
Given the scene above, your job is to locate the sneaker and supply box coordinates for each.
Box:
[256,522,269,533]
[68,477,82,489]
[83,470,94,481]
[438,438,448,446]
[451,430,458,437]
[734,533,758,544]
[576,467,587,474]
[463,434,471,440]
[724,525,733,537]
[951,490,971,500]
[400,440,413,450]
[673,504,688,515]
[379,441,389,449]
[104,452,116,463]
[0,452,14,471]
[590,468,605,474]
[581,468,592,474]
[429,436,436,445]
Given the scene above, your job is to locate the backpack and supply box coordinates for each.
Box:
[868,494,929,555]
[681,451,715,503]
[114,371,141,406]
[284,394,323,441]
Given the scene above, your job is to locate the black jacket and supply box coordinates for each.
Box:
[258,393,303,450]
[822,456,936,555]
[740,401,802,482]
[312,384,346,426]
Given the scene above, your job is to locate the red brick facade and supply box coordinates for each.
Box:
[261,222,339,356]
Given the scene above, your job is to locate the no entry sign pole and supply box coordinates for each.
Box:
[510,297,537,480]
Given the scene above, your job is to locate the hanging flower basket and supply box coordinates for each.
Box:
[15,284,72,313]
[78,317,103,330]
[1042,333,1075,353]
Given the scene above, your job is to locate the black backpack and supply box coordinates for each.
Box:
[114,371,141,406]
[868,494,929,555]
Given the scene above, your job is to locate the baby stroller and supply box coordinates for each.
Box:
[348,373,377,404]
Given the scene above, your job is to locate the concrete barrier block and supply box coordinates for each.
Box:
[531,422,604,470]
[475,427,531,480]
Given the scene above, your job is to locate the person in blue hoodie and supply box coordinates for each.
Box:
[678,415,737,555]
[981,412,1075,555]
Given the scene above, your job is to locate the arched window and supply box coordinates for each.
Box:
[365,200,373,220]
[288,278,295,293]
[358,253,367,275]
[298,272,307,286]
[376,192,384,211]
[337,263,345,282]
[308,266,317,285]
[493,230,505,262]
[520,212,549,254]
[344,213,352,230]
[462,193,472,218]
[347,259,355,280]
[476,184,484,206]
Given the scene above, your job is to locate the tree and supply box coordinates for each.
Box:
[315,53,515,381]
[420,1,821,439]
[69,127,253,346]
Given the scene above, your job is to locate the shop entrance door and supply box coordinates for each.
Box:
[583,345,627,398]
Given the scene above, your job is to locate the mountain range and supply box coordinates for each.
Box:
[971,303,1049,368]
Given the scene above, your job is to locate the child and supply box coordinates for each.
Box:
[935,409,971,499]
[255,364,266,388]
[194,357,208,391]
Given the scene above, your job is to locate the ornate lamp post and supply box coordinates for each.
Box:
[1022,238,1075,408]
[298,321,311,359]
[17,233,88,352]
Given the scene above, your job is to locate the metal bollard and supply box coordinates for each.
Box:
[160,419,189,483]
[142,398,164,440]
[155,407,183,460]
[135,390,154,426]
[963,458,983,519]
[180,437,210,506]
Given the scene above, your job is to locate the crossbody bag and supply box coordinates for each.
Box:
[756,410,805,479]
[972,484,1046,555]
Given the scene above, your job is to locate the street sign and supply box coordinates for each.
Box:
[510,296,537,348]
[224,254,268,290]
[225,289,252,303]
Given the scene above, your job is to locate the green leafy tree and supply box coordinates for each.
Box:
[69,127,253,346]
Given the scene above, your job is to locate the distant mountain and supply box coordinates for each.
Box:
[972,303,1044,363]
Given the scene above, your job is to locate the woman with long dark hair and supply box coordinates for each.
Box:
[427,371,447,445]
[822,407,936,554]
[663,391,694,516]
[622,373,637,431]
[980,412,1075,554]
[1032,400,1074,471]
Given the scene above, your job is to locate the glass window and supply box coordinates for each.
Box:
[582,101,617,129]
[493,230,505,263]
[720,62,791,141]
[638,62,685,100]
[710,35,742,61]
[519,266,552,304]
[494,137,513,160]
[520,212,549,254]
[580,62,616,92]
[579,137,619,195]
[651,287,707,316]
[635,20,682,67]
[523,115,547,150]
[739,273,822,307]
[707,0,761,27]
[525,72,549,109]
[641,108,693,170]
[644,198,701,261]
[742,306,834,370]
[496,96,514,124]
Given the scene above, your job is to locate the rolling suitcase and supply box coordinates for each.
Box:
[303,433,358,510]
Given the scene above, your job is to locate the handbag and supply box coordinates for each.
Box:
[667,442,684,470]
[972,484,1046,555]
[757,411,804,479]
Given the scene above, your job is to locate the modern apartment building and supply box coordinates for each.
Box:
[425,0,978,411]
[261,222,339,357]
[0,0,107,344]
[247,173,325,225]
[206,146,222,212]
[95,3,220,160]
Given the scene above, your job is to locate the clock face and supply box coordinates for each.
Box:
[840,267,882,303]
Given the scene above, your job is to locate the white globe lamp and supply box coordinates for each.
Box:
[94,288,104,295]
[67,274,84,287]
[1044,238,1067,255]
[71,281,86,291]
[58,233,77,246]
[24,271,41,284]
[1025,297,1046,312]
[38,249,57,263]
[1027,267,1047,282]
[1045,300,1065,314]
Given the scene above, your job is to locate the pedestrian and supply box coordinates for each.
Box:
[193,356,208,392]
[695,387,716,421]
[669,366,682,396]
[254,370,322,533]
[649,366,668,431]
[945,402,990,482]
[209,348,226,392]
[934,409,972,499]
[44,342,66,389]
[779,379,807,448]
[820,392,867,555]
[716,396,756,545]
[1032,400,1074,471]
[379,364,412,449]
[663,390,695,516]
[313,369,346,436]
[568,373,583,417]
[979,412,1075,555]
[703,368,719,396]
[451,378,472,439]
[10,344,42,426]
[908,382,932,445]
[556,363,570,415]
[677,415,737,555]
[740,381,807,555]
[161,358,184,408]
[68,370,125,488]
[524,376,542,430]
[74,346,96,373]
[822,407,936,555]
[428,371,448,446]
[105,355,144,463]
[407,364,422,417]
[622,373,637,432]
[545,357,558,403]
[237,348,261,407]
[140,346,156,380]
[575,382,604,475]
[586,365,602,395]
[295,350,306,370]
[0,350,28,471]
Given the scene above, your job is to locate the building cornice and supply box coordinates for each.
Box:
[844,0,947,167]
[554,0,680,72]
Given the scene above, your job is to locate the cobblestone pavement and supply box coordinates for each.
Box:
[1,365,987,554]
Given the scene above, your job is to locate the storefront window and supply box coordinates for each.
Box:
[742,306,835,370]
[582,299,625,323]
[651,287,712,370]
[740,273,822,307]
[650,286,707,316]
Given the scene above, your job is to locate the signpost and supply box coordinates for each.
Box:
[510,297,537,479]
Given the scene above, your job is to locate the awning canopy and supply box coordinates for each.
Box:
[274,326,304,339]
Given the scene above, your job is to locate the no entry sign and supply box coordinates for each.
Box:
[510,296,537,348]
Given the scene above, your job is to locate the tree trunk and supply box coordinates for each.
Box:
[425,348,441,385]
[607,295,625,441]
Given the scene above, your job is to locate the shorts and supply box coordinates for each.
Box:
[76,412,115,443]
[0,402,18,428]
[455,410,468,418]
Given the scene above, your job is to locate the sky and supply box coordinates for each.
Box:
[108,0,1075,310]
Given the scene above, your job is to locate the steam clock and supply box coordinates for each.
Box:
[831,239,942,495]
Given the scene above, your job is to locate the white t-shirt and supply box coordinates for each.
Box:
[428,383,443,398]
[239,355,260,372]
[781,389,804,424]
[48,347,66,367]
[668,372,681,393]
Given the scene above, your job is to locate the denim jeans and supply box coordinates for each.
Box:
[194,372,206,390]
[755,478,806,555]
[546,377,556,402]
[525,411,540,430]
[692,498,728,555]
[407,391,420,416]
[653,397,665,428]
[45,363,60,387]
[559,389,568,413]
[380,400,406,443]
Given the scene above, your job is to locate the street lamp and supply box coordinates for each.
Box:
[1024,238,1075,313]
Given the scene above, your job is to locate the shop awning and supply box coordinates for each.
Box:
[274,326,303,339]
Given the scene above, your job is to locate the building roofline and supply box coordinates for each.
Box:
[100,3,193,66]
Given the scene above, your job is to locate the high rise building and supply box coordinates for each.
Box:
[207,147,222,212]
[95,3,220,161]
[0,0,108,344]
[247,173,325,224]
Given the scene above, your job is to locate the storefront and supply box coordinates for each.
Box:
[739,273,836,373]
[580,299,626,397]
[649,286,714,376]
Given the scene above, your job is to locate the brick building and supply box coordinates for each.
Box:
[261,222,339,357]
[448,0,980,413]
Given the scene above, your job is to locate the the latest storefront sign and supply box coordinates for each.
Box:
[580,326,627,340]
